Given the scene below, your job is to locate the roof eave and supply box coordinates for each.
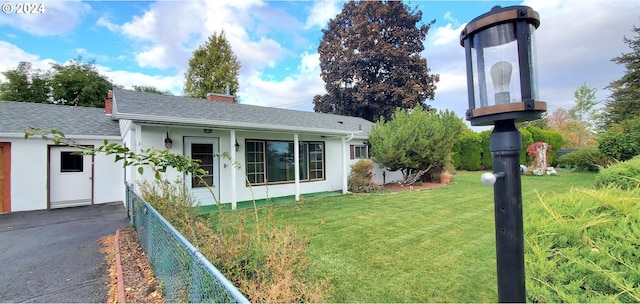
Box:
[115,112,365,136]
[0,133,122,140]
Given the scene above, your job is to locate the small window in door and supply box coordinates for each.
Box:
[61,152,84,172]
[191,143,214,188]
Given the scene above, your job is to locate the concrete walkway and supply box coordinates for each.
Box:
[0,202,129,303]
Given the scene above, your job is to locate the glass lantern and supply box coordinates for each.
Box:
[460,5,546,126]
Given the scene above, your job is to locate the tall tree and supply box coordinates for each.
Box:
[548,108,595,149]
[569,84,599,148]
[50,57,113,107]
[516,111,549,129]
[603,25,640,128]
[314,1,439,122]
[570,84,599,130]
[0,61,50,103]
[183,31,241,99]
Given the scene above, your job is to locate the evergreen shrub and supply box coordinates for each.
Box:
[556,148,615,172]
[453,131,482,171]
[594,155,640,190]
[598,117,640,161]
[525,187,640,302]
[480,130,492,169]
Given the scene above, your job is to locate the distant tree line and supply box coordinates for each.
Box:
[0,58,112,107]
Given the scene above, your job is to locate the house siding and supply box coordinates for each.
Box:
[1,137,124,212]
[132,124,349,206]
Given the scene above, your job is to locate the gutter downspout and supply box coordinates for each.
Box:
[342,133,355,194]
[294,133,300,201]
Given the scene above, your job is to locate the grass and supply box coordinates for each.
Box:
[197,191,342,214]
[206,171,596,302]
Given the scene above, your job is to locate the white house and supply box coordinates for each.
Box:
[0,101,124,212]
[0,89,402,213]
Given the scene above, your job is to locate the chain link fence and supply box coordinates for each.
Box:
[126,184,248,303]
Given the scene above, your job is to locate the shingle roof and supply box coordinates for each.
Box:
[0,101,120,137]
[113,88,373,136]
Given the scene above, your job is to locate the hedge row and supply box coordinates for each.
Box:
[454,127,562,170]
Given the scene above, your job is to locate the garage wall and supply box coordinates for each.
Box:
[1,137,124,212]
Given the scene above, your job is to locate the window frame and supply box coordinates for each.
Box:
[245,139,325,185]
[350,144,369,160]
[60,151,84,173]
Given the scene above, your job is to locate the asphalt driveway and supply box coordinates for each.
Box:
[0,202,129,303]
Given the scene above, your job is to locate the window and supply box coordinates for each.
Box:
[350,144,368,159]
[191,143,214,187]
[60,152,83,172]
[246,140,324,185]
[246,141,265,184]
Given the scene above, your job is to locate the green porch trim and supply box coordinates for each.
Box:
[197,191,342,214]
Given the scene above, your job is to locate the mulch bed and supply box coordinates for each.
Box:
[99,227,164,303]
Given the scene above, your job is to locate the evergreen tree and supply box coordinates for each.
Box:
[314,1,439,122]
[603,25,640,127]
[184,31,241,99]
[369,106,463,180]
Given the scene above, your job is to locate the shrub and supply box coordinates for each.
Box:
[594,155,640,190]
[520,128,533,165]
[598,117,640,161]
[525,126,564,166]
[348,159,382,193]
[525,187,640,302]
[480,128,538,169]
[452,130,482,171]
[556,148,615,172]
[480,129,492,169]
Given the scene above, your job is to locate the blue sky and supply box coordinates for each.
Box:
[1,0,638,128]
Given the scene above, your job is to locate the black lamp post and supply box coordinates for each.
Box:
[460,5,545,302]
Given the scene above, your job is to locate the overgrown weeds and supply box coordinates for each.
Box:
[138,178,329,302]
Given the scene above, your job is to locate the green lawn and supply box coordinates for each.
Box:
[215,171,597,302]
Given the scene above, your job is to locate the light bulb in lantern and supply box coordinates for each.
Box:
[490,61,512,105]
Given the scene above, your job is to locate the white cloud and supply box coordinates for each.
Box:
[99,0,286,78]
[0,1,90,36]
[0,41,54,82]
[305,1,343,29]
[98,65,185,95]
[443,11,459,26]
[429,22,464,47]
[239,52,323,111]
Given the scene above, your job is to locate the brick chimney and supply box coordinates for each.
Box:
[206,92,235,103]
[104,90,113,115]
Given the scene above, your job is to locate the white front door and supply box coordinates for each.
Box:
[184,137,220,205]
[49,146,93,208]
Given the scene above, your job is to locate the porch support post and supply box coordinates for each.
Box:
[133,124,142,192]
[230,130,237,210]
[342,136,348,194]
[294,133,300,201]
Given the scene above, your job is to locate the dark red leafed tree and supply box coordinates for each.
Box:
[313,1,439,122]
